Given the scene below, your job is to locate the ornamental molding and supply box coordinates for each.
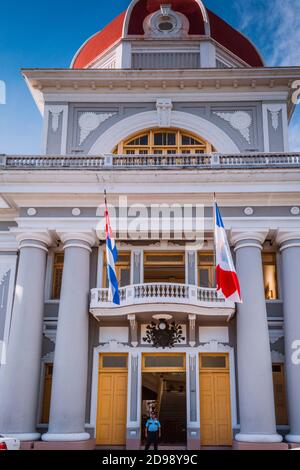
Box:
[156,98,173,127]
[27,208,37,216]
[188,314,196,331]
[42,351,55,362]
[43,323,57,345]
[269,329,284,345]
[198,340,233,353]
[97,340,132,351]
[214,111,252,143]
[290,207,300,216]
[244,207,254,216]
[271,350,284,363]
[127,314,136,331]
[267,105,282,131]
[78,112,116,145]
[49,106,64,133]
[143,320,185,348]
[143,6,189,39]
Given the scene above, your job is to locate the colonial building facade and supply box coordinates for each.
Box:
[0,0,300,450]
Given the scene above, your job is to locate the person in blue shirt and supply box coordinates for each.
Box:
[145,411,161,451]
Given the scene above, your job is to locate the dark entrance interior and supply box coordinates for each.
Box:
[141,372,186,445]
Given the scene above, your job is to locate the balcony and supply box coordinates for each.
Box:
[1,152,300,170]
[89,282,235,318]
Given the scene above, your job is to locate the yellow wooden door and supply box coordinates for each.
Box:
[96,355,128,446]
[199,373,216,445]
[41,363,53,423]
[200,354,232,446]
[272,364,288,425]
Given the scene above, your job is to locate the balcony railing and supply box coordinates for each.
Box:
[1,152,300,170]
[90,282,234,313]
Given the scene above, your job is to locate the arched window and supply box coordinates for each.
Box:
[113,129,215,155]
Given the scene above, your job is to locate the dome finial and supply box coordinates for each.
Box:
[160,5,171,17]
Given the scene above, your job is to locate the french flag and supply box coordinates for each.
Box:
[104,193,120,305]
[214,202,242,303]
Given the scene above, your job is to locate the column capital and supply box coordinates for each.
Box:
[10,229,55,251]
[276,230,300,250]
[57,230,97,251]
[231,229,268,250]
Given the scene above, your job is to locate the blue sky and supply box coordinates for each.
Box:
[0,0,299,154]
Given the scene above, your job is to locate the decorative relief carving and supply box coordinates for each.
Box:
[143,5,189,39]
[271,350,284,363]
[269,330,284,345]
[27,208,37,216]
[188,314,196,331]
[214,111,252,143]
[244,207,254,216]
[78,112,116,145]
[100,340,132,351]
[291,206,300,216]
[49,106,63,133]
[267,105,282,131]
[198,340,232,352]
[72,208,81,217]
[156,98,173,127]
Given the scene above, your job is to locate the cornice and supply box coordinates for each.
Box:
[22,66,300,115]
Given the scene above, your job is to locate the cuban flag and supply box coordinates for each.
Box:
[214,202,242,303]
[104,193,120,305]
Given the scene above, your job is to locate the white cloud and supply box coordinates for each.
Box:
[233,0,300,150]
[233,0,300,66]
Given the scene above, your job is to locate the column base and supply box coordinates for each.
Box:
[42,432,91,442]
[233,439,288,451]
[3,432,41,441]
[235,433,283,443]
[187,438,200,450]
[35,439,96,451]
[126,438,140,450]
[288,443,300,449]
[285,434,300,444]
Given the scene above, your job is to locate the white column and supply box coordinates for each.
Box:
[0,231,52,440]
[232,230,282,443]
[42,231,96,442]
[277,231,300,443]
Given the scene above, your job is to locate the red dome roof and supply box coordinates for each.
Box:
[72,0,264,69]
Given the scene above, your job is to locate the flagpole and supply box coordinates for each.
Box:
[213,192,217,289]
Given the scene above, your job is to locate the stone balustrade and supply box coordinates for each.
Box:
[90,282,232,315]
[1,152,300,170]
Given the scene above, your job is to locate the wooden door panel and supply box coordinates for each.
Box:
[200,358,232,447]
[272,365,288,425]
[97,371,127,446]
[201,424,216,446]
[214,373,232,445]
[200,374,216,445]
